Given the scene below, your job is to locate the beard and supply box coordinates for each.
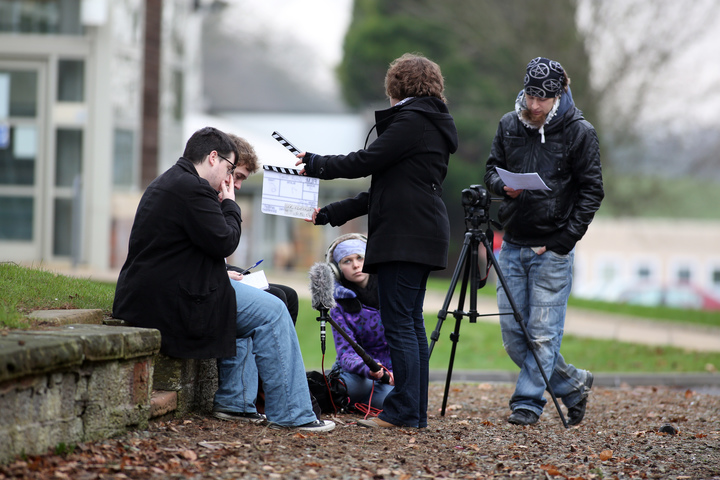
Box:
[520,109,547,128]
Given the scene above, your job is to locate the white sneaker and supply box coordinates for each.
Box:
[269,419,336,432]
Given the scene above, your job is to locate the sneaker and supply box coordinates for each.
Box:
[568,371,594,426]
[508,409,539,426]
[269,419,336,432]
[212,410,266,423]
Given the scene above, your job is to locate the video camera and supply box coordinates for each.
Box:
[461,184,491,226]
[461,184,490,208]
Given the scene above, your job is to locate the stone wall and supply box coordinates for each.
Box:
[0,324,161,463]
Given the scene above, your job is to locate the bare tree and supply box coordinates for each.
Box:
[576,0,720,170]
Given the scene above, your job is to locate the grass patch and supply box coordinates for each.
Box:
[3,263,719,373]
[294,298,720,374]
[0,262,115,328]
[427,273,720,329]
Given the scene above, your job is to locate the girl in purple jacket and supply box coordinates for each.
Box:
[328,234,394,410]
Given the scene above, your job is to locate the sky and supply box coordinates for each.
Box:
[218,0,720,135]
[219,0,353,97]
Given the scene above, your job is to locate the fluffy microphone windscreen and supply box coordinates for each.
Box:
[309,262,336,311]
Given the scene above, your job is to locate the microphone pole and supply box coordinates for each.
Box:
[322,313,391,384]
[309,261,389,383]
[317,305,328,355]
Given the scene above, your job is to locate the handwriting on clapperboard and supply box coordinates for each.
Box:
[261,166,319,219]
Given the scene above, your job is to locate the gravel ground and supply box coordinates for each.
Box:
[2,383,719,479]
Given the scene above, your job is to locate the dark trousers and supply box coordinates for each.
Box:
[375,261,432,428]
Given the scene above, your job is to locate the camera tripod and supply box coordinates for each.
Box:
[428,200,569,428]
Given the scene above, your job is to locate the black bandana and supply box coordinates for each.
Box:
[524,57,565,98]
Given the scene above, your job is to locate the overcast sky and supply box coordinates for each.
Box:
[219,0,353,97]
[219,0,719,134]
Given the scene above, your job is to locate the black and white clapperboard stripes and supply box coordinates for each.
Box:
[261,132,319,219]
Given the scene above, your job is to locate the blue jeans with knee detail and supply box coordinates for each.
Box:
[497,242,590,417]
[214,280,317,427]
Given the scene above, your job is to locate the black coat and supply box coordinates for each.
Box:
[484,97,604,254]
[304,97,458,272]
[113,157,242,358]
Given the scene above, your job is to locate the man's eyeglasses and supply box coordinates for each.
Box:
[218,153,236,174]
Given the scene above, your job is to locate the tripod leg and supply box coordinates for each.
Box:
[429,232,473,356]
[481,237,569,429]
[440,316,463,416]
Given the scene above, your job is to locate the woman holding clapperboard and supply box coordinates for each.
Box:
[296,53,458,429]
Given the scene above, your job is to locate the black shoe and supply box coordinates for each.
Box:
[567,371,594,426]
[212,410,266,423]
[508,409,539,425]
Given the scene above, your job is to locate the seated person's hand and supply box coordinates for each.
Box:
[228,270,244,281]
[370,365,394,385]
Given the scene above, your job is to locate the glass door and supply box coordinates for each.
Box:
[0,61,45,260]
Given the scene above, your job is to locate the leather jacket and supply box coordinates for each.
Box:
[485,94,604,254]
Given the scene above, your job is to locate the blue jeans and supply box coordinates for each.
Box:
[339,370,394,410]
[214,280,317,427]
[215,338,258,413]
[497,243,590,417]
[375,262,432,428]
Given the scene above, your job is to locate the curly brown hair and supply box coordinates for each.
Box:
[227,133,260,174]
[384,53,446,103]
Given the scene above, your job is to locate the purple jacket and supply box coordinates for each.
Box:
[330,283,392,378]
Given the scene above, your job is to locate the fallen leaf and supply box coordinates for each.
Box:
[180,450,197,461]
[540,464,562,476]
[599,450,613,461]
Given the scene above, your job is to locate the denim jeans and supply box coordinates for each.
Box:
[339,370,394,410]
[214,280,317,427]
[497,242,590,417]
[215,338,258,413]
[375,262,432,428]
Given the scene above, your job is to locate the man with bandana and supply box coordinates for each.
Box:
[484,57,604,426]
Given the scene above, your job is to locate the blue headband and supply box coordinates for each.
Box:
[332,239,366,264]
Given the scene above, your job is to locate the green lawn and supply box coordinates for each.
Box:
[295,298,720,374]
[2,262,720,374]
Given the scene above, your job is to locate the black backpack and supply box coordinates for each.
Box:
[306,368,350,414]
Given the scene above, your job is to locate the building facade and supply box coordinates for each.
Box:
[0,0,196,271]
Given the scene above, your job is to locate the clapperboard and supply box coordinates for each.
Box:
[261,132,319,219]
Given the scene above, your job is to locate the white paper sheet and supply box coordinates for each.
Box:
[239,270,269,290]
[496,167,551,191]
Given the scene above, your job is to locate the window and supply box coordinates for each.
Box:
[0,0,82,35]
[112,129,135,187]
[55,128,82,187]
[0,70,38,117]
[0,125,36,185]
[57,59,84,102]
[53,197,72,256]
[676,266,692,284]
[0,196,33,240]
[172,70,184,121]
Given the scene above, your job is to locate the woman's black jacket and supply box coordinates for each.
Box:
[303,96,459,272]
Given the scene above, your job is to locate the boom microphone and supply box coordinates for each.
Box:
[309,262,336,311]
[308,262,385,378]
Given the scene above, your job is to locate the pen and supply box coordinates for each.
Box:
[239,259,263,275]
